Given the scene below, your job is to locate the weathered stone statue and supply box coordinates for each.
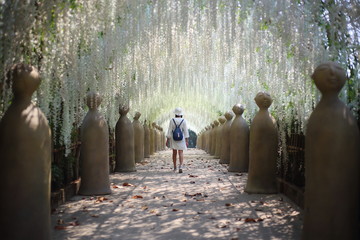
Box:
[229,104,249,172]
[115,105,136,172]
[245,92,278,194]
[152,122,158,152]
[220,111,234,164]
[207,124,214,154]
[302,62,360,240]
[149,122,155,155]
[144,120,150,158]
[0,63,51,239]
[78,92,111,196]
[216,116,226,159]
[133,111,144,163]
[210,120,219,156]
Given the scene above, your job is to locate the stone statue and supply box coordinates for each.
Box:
[152,122,158,152]
[245,92,278,194]
[78,92,111,195]
[149,122,155,155]
[115,105,136,172]
[144,120,150,158]
[0,63,51,239]
[210,120,219,156]
[302,62,360,240]
[229,104,249,172]
[207,124,214,154]
[216,116,226,159]
[220,111,234,164]
[133,111,144,163]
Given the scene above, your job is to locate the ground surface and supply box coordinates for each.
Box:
[51,149,302,240]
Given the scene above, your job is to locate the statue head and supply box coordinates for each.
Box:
[232,104,245,115]
[214,120,219,126]
[7,63,41,99]
[218,116,226,124]
[134,111,141,120]
[224,111,234,120]
[119,104,129,115]
[86,92,102,110]
[311,62,346,95]
[211,123,215,128]
[255,92,272,109]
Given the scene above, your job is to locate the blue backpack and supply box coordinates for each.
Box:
[172,118,184,141]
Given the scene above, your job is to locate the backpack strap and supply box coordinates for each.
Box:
[172,118,178,127]
[178,119,184,127]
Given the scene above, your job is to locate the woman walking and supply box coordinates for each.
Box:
[166,107,189,173]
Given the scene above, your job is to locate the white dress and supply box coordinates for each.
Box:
[166,117,189,150]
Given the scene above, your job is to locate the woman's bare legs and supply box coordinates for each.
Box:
[179,150,184,167]
[172,149,177,170]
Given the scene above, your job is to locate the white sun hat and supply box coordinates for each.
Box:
[174,107,183,116]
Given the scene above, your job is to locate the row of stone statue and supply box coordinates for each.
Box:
[79,92,166,195]
[197,91,278,194]
[0,64,167,239]
[198,62,360,240]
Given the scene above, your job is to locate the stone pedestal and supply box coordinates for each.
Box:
[302,62,360,240]
[245,92,278,194]
[229,104,249,172]
[115,105,136,172]
[0,64,51,239]
[133,112,144,163]
[78,92,111,195]
[220,112,234,164]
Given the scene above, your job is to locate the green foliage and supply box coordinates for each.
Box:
[51,163,64,190]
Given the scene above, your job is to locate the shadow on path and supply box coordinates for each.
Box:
[51,149,302,240]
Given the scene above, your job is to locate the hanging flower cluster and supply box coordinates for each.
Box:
[0,0,358,154]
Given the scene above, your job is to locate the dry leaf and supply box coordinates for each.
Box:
[112,185,119,189]
[225,203,234,207]
[91,215,99,218]
[245,218,257,223]
[190,181,196,184]
[132,195,143,199]
[189,175,198,178]
[54,225,67,230]
[172,209,179,212]
[68,221,80,226]
[123,182,133,187]
[141,205,149,210]
[235,173,243,176]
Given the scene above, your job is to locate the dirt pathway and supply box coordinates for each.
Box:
[51,149,302,240]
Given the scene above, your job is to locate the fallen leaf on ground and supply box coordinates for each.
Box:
[189,175,198,178]
[185,192,202,197]
[235,173,243,176]
[172,209,179,212]
[245,218,257,223]
[54,225,67,230]
[225,203,234,207]
[68,221,80,226]
[132,195,143,199]
[91,214,99,218]
[112,185,120,189]
[122,182,133,187]
[141,205,149,210]
[190,181,196,184]
[57,219,64,225]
